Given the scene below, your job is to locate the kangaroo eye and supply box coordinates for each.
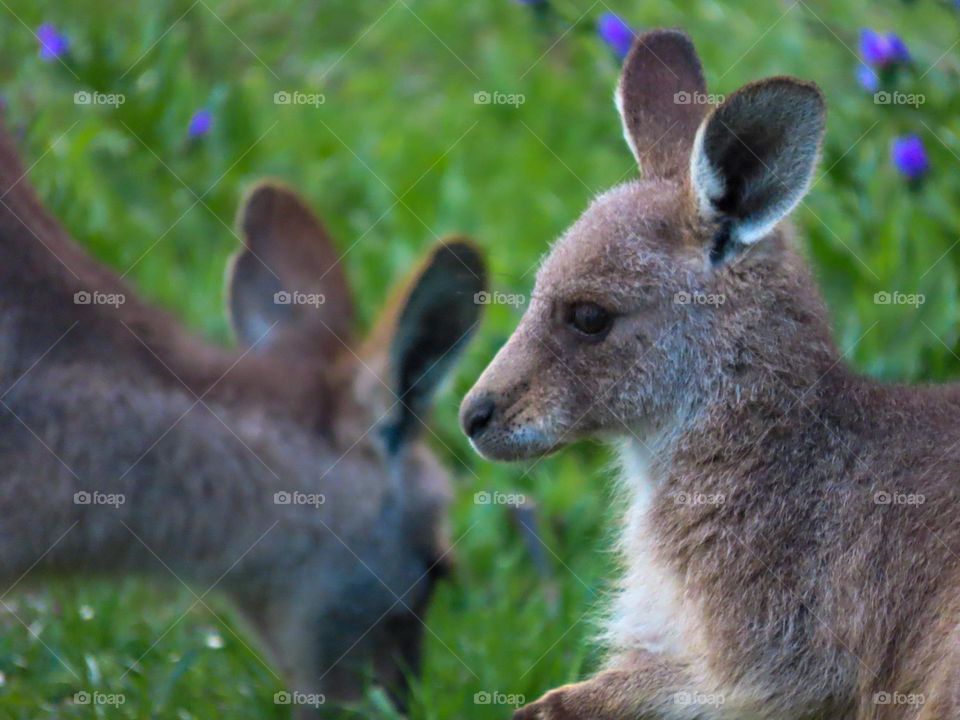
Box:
[567,302,613,337]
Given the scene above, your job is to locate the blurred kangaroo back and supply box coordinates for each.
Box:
[0,122,487,717]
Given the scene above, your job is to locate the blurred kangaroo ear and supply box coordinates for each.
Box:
[370,239,487,452]
[227,182,354,356]
[690,78,826,260]
[616,29,709,178]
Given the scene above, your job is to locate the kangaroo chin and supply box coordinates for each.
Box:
[468,420,559,461]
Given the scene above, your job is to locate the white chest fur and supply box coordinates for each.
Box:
[604,439,697,658]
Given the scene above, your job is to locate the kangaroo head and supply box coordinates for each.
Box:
[226,182,486,701]
[461,29,827,461]
[229,179,484,471]
[232,178,484,427]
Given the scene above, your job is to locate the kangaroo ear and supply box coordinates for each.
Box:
[616,29,709,178]
[227,182,354,356]
[369,239,487,453]
[690,78,826,259]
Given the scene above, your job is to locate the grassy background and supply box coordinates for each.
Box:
[1,0,960,717]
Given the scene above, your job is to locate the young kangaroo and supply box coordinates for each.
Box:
[0,124,486,716]
[461,29,960,720]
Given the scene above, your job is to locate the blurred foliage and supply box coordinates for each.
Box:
[1,0,960,717]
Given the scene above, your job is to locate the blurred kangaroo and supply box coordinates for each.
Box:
[461,28,960,720]
[0,124,486,717]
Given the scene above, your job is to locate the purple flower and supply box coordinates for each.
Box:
[887,35,910,63]
[598,12,635,59]
[859,29,909,67]
[37,23,69,62]
[891,135,929,181]
[187,109,212,138]
[856,64,880,93]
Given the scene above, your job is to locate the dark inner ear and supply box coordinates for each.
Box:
[703,118,787,221]
[384,241,486,452]
[692,78,826,251]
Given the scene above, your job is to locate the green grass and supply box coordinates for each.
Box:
[2,0,960,717]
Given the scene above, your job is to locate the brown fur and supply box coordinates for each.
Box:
[461,29,959,720]
[0,125,487,717]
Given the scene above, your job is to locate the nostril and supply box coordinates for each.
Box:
[464,397,496,439]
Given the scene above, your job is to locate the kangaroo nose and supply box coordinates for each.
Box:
[462,396,496,439]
